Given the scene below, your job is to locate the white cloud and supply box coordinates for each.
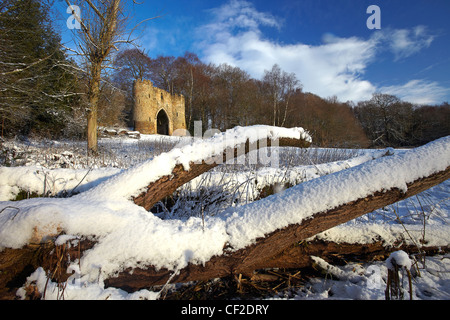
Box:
[205,0,281,32]
[197,1,377,102]
[139,28,162,52]
[195,0,441,103]
[380,25,435,61]
[379,80,449,105]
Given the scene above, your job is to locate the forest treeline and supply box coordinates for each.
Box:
[111,49,450,148]
[1,0,449,148]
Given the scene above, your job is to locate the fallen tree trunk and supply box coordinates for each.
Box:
[3,238,447,299]
[259,240,449,272]
[133,137,311,210]
[1,167,448,297]
[104,165,450,291]
[1,133,449,298]
[72,126,311,208]
[0,126,311,298]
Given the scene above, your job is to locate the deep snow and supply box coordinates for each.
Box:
[0,127,449,300]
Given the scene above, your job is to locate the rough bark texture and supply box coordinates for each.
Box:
[133,137,311,210]
[262,240,449,271]
[0,240,96,300]
[87,63,100,155]
[0,243,53,299]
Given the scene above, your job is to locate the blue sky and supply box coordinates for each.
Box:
[57,0,450,104]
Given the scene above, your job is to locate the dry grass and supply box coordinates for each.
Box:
[162,268,315,300]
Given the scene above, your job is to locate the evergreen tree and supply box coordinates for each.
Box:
[0,0,78,138]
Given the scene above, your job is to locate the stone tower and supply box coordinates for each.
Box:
[133,79,187,135]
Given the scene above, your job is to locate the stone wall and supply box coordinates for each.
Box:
[133,79,186,135]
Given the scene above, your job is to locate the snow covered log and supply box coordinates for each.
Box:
[255,240,449,272]
[104,162,450,290]
[0,132,449,297]
[77,126,311,205]
[133,137,312,210]
[77,126,312,210]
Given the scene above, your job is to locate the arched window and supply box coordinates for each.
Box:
[156,109,169,135]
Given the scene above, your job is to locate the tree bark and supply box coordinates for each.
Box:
[0,240,96,300]
[87,63,101,154]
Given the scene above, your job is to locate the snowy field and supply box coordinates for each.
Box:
[0,127,449,300]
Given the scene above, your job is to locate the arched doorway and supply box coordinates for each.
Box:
[156,109,169,135]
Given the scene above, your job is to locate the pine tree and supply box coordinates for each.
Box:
[0,0,78,138]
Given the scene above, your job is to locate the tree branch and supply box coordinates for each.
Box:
[0,53,54,76]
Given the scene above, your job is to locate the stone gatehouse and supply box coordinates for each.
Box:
[133,79,186,135]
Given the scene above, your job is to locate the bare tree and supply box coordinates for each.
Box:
[262,64,301,127]
[356,93,414,147]
[210,64,251,130]
[111,48,153,125]
[149,55,178,95]
[64,0,156,154]
[172,52,202,132]
[113,48,152,83]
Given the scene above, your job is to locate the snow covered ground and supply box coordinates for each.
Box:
[0,127,449,300]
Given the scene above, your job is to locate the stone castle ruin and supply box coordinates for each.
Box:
[133,79,186,135]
